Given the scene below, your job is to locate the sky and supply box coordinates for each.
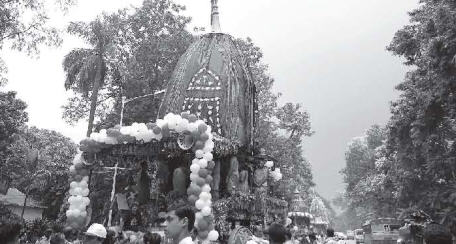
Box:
[3,0,419,200]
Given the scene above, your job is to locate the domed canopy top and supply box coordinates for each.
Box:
[158,33,255,148]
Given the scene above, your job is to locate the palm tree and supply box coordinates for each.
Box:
[63,19,108,137]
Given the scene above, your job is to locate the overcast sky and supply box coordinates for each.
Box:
[3,0,419,200]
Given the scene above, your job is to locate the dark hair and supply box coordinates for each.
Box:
[423,223,452,244]
[267,223,287,243]
[285,230,292,240]
[308,233,316,241]
[175,206,195,232]
[50,233,66,244]
[0,221,22,243]
[326,228,334,237]
[103,230,116,244]
[144,232,162,244]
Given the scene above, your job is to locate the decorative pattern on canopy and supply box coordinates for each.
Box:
[158,33,255,149]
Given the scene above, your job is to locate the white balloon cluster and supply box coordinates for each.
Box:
[66,153,90,229]
[67,195,90,218]
[264,160,282,181]
[265,161,274,168]
[270,167,283,181]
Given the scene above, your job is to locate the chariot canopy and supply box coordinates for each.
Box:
[158,0,256,149]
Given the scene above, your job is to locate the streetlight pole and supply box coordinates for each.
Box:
[119,90,165,126]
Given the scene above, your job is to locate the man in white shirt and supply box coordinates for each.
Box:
[165,206,195,244]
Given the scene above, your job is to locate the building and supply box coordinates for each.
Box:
[0,188,45,221]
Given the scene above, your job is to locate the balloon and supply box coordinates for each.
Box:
[199,133,209,142]
[199,192,211,201]
[188,195,198,204]
[73,175,83,182]
[199,230,209,239]
[195,212,203,221]
[198,169,208,178]
[198,124,208,134]
[181,112,190,119]
[146,122,156,129]
[190,173,199,181]
[74,162,84,170]
[82,197,90,205]
[161,124,170,137]
[72,209,81,217]
[208,230,219,241]
[265,161,274,168]
[70,181,78,188]
[202,185,211,193]
[197,219,209,231]
[194,141,205,150]
[81,189,89,197]
[205,175,213,184]
[79,181,88,188]
[195,200,205,210]
[207,161,215,170]
[189,184,202,196]
[152,126,162,135]
[74,187,82,195]
[69,166,76,175]
[195,150,204,159]
[106,128,121,138]
[188,114,198,123]
[198,159,208,169]
[190,164,201,173]
[201,207,211,216]
[286,218,292,227]
[195,177,206,187]
[203,153,213,162]
[79,169,89,177]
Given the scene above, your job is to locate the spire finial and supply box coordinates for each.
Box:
[211,0,221,33]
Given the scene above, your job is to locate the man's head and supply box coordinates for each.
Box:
[50,233,66,244]
[144,232,162,244]
[308,233,316,241]
[326,228,334,238]
[84,223,106,244]
[165,206,195,241]
[265,223,287,244]
[423,223,452,244]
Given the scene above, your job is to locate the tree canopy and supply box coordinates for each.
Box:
[338,0,456,232]
[0,0,76,85]
[62,0,194,130]
[2,127,77,219]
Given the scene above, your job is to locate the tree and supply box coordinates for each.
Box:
[2,127,77,219]
[63,18,112,136]
[62,0,194,131]
[235,37,315,199]
[0,0,75,85]
[385,0,456,232]
[0,91,28,151]
[339,125,397,227]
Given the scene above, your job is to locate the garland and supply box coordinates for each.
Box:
[66,112,219,242]
[78,126,240,157]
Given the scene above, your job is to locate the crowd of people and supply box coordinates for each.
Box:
[1,205,454,244]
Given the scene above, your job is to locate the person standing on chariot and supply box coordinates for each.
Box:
[165,206,195,244]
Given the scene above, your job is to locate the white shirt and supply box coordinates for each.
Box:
[179,236,194,244]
